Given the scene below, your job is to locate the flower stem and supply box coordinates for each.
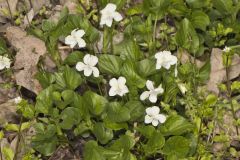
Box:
[153,16,158,53]
[110,26,114,54]
[225,55,239,135]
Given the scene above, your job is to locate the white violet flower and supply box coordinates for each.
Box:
[100,3,123,27]
[14,96,22,104]
[223,46,231,52]
[140,80,164,103]
[76,54,99,77]
[109,76,129,96]
[65,29,86,48]
[155,51,178,70]
[145,106,166,127]
[0,56,11,70]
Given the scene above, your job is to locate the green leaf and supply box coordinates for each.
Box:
[74,122,90,136]
[107,102,131,123]
[124,101,145,121]
[137,125,155,138]
[93,123,113,144]
[32,124,58,156]
[98,54,123,76]
[212,0,233,15]
[176,18,199,54]
[2,147,14,160]
[137,58,157,77]
[197,59,210,83]
[5,124,19,132]
[42,20,56,32]
[63,66,82,90]
[121,61,146,88]
[63,51,84,65]
[104,118,128,130]
[83,91,108,116]
[162,136,190,158]
[0,131,4,139]
[186,0,210,9]
[114,39,143,61]
[35,86,54,115]
[36,72,56,89]
[190,11,210,31]
[72,94,90,120]
[56,90,75,109]
[205,94,217,106]
[143,0,171,18]
[60,107,81,129]
[20,122,31,131]
[110,135,135,150]
[0,37,9,55]
[160,115,194,136]
[83,141,106,160]
[144,131,165,155]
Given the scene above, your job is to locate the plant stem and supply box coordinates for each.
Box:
[153,16,158,53]
[110,27,114,54]
[225,56,239,135]
[13,116,23,160]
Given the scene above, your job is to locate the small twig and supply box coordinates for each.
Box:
[6,0,14,24]
[58,46,72,50]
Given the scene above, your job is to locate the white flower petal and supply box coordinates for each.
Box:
[151,106,160,114]
[92,67,99,77]
[157,114,166,123]
[77,38,86,48]
[89,55,98,66]
[109,87,117,96]
[119,86,129,96]
[152,119,159,126]
[14,96,22,104]
[104,3,117,12]
[118,77,126,85]
[75,29,85,38]
[109,78,118,87]
[76,62,85,71]
[155,86,164,94]
[146,106,159,116]
[149,94,157,103]
[83,54,91,64]
[65,35,77,48]
[113,12,122,22]
[146,80,154,91]
[140,91,150,101]
[156,62,162,70]
[154,52,161,59]
[0,56,11,70]
[83,67,92,76]
[163,63,171,70]
[105,18,113,27]
[71,29,77,35]
[144,115,153,124]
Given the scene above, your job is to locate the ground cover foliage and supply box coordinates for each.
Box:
[1,0,240,159]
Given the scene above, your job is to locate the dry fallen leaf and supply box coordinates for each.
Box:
[6,26,46,94]
[0,0,18,18]
[30,0,50,13]
[177,49,205,68]
[23,8,34,28]
[0,99,18,125]
[207,48,240,94]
